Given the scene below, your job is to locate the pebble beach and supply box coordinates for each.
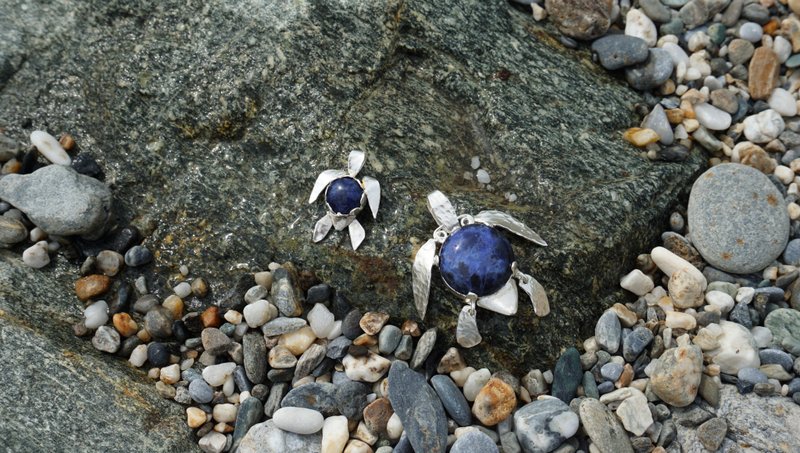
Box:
[5,0,800,452]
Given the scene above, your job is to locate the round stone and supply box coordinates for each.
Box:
[438,224,514,297]
[325,177,364,215]
[688,164,789,274]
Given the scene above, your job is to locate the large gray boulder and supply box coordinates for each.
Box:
[0,0,703,449]
[0,165,112,239]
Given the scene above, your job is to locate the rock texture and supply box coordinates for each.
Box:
[0,7,703,452]
[0,251,197,452]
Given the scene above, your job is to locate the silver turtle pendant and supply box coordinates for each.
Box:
[412,190,549,348]
[308,151,381,250]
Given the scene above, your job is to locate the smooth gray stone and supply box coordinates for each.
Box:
[335,380,370,420]
[623,326,654,362]
[688,164,790,274]
[590,35,649,70]
[595,310,621,353]
[388,362,447,453]
[0,0,702,384]
[264,382,288,418]
[243,332,267,384]
[378,325,402,354]
[0,165,111,240]
[0,253,196,452]
[625,49,674,91]
[261,317,307,337]
[579,398,634,453]
[551,347,582,403]
[431,375,472,427]
[514,398,578,453]
[231,397,264,452]
[451,430,499,453]
[410,327,437,369]
[237,420,321,453]
[281,382,338,416]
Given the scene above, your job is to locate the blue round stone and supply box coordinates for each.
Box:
[325,177,364,215]
[438,224,515,297]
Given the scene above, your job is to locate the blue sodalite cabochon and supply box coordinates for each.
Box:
[326,177,364,215]
[438,223,515,297]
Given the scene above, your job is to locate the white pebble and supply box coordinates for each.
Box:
[693,103,731,131]
[46,241,60,253]
[743,109,785,143]
[620,269,654,296]
[29,227,47,242]
[788,202,800,220]
[625,9,657,47]
[463,368,491,402]
[641,104,673,145]
[688,32,710,52]
[173,282,192,298]
[179,264,189,276]
[751,326,773,348]
[273,407,324,434]
[160,364,181,384]
[321,415,349,453]
[198,431,226,453]
[30,130,71,165]
[203,362,237,386]
[665,311,696,330]
[451,367,476,387]
[327,320,343,340]
[470,156,480,170]
[739,22,763,43]
[224,310,243,325]
[768,88,797,117]
[223,375,235,396]
[342,353,391,382]
[387,413,403,440]
[705,291,734,315]
[651,246,707,290]
[735,286,755,304]
[22,241,50,268]
[308,303,335,338]
[476,169,491,184]
[212,403,238,423]
[243,299,276,328]
[774,36,792,63]
[84,300,109,330]
[775,165,795,185]
[129,344,148,367]
[661,42,689,67]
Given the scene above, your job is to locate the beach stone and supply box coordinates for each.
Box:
[273,407,324,435]
[124,245,153,267]
[693,103,731,131]
[75,274,112,301]
[623,326,653,362]
[759,349,793,371]
[737,367,768,394]
[591,35,649,70]
[281,382,338,416]
[710,89,739,114]
[514,398,579,453]
[625,9,657,47]
[335,380,370,421]
[688,164,789,274]
[626,49,675,91]
[388,361,448,453]
[0,217,26,245]
[0,165,111,239]
[451,430,498,453]
[242,332,267,384]
[744,109,785,143]
[144,307,174,339]
[410,327,436,369]
[641,104,673,145]
[707,321,761,374]
[342,352,391,382]
[595,310,621,353]
[378,325,402,355]
[650,345,703,407]
[544,0,613,40]
[472,378,516,426]
[431,375,471,426]
[579,398,634,453]
[616,388,653,436]
[680,0,709,28]
[231,397,263,451]
[765,309,800,355]
[238,420,321,453]
[749,47,780,100]
[551,347,582,403]
[21,241,49,268]
[697,417,727,451]
[262,317,306,337]
[91,325,120,353]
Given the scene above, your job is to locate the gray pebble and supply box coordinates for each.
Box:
[737,367,768,394]
[626,49,674,91]
[281,382,338,416]
[335,380,370,420]
[189,379,214,404]
[759,349,793,371]
[378,325,402,354]
[623,326,654,362]
[595,311,621,354]
[326,336,352,360]
[264,382,288,417]
[124,245,153,267]
[600,362,623,382]
[144,307,173,339]
[431,375,472,427]
[591,35,649,70]
[411,328,437,369]
[394,335,414,360]
[451,430,498,453]
[640,0,672,22]
[91,325,120,353]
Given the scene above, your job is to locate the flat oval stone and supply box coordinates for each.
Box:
[431,375,472,426]
[514,398,579,453]
[688,164,789,274]
[438,224,514,297]
[325,177,363,214]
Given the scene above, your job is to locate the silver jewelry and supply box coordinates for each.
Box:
[308,151,381,250]
[413,190,549,348]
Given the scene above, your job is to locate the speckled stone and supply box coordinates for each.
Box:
[688,164,789,274]
[765,309,800,355]
[590,35,649,70]
[625,49,674,91]
[514,398,579,453]
[451,430,499,453]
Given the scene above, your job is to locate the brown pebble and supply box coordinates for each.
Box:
[471,378,516,426]
[59,133,75,151]
[201,306,222,328]
[665,109,684,125]
[763,18,779,35]
[75,274,112,301]
[359,312,390,336]
[163,295,184,319]
[191,277,208,297]
[348,345,369,357]
[1,158,21,175]
[623,128,660,147]
[137,329,152,343]
[739,143,776,174]
[73,321,90,337]
[401,320,421,337]
[749,47,780,100]
[616,363,634,388]
[113,312,138,337]
[610,303,638,327]
[353,333,377,347]
[186,407,207,429]
[363,397,394,435]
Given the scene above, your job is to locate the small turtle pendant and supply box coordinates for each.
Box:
[308,151,381,250]
[413,191,549,348]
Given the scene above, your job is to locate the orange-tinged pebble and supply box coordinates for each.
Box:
[472,378,516,426]
[623,128,660,147]
[764,18,779,35]
[401,320,421,337]
[137,328,151,343]
[75,274,112,301]
[666,108,684,125]
[1,158,21,174]
[163,295,184,319]
[353,333,377,347]
[680,100,696,119]
[201,306,222,328]
[113,313,138,337]
[186,407,207,429]
[59,133,75,151]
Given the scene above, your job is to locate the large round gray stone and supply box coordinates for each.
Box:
[688,164,789,274]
